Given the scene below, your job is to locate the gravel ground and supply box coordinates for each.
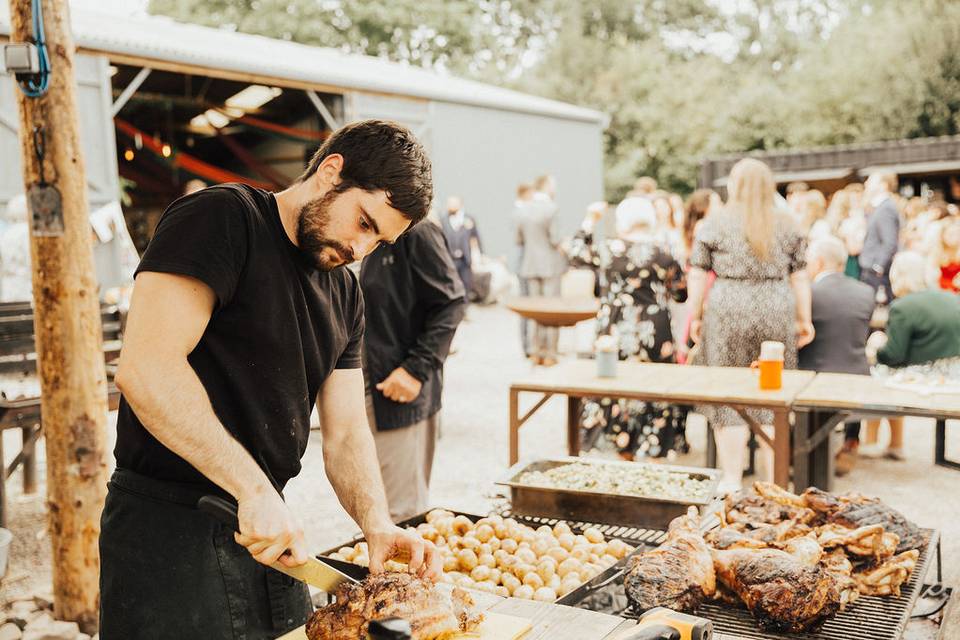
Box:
[2,303,958,630]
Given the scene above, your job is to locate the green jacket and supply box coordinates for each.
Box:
[878,289,960,367]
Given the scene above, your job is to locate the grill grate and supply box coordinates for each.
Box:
[561,528,940,640]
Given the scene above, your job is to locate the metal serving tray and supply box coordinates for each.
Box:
[497,457,721,529]
[315,508,662,602]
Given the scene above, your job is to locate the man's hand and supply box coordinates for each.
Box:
[235,486,308,568]
[376,367,423,404]
[366,524,442,581]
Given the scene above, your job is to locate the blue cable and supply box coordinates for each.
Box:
[17,0,51,98]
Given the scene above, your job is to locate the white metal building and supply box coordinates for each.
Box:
[0,7,606,260]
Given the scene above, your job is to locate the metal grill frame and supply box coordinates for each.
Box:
[561,527,941,640]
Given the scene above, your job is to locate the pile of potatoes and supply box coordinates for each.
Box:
[327,510,633,602]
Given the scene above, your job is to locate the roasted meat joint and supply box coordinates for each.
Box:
[306,573,483,640]
[621,483,926,633]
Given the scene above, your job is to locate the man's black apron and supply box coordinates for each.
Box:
[99,468,312,639]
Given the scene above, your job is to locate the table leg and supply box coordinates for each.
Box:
[935,418,960,470]
[0,432,6,528]
[792,410,810,492]
[773,410,791,489]
[809,411,834,490]
[22,424,37,494]
[567,396,580,458]
[509,388,520,466]
[705,420,717,469]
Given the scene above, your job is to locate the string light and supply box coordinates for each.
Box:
[123,148,134,161]
[161,144,172,158]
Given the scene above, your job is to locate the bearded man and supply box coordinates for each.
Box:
[100,120,440,639]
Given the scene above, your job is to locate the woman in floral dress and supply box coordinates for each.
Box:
[569,197,688,460]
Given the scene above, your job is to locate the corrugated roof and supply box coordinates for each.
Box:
[705,134,960,163]
[0,6,605,125]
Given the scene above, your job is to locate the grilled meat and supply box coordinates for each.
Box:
[722,489,816,529]
[306,572,483,640]
[753,482,924,554]
[711,535,842,633]
[854,550,920,597]
[801,488,924,553]
[815,523,899,560]
[706,519,809,550]
[624,506,716,613]
[820,548,860,609]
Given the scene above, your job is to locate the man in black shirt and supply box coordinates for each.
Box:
[360,221,465,521]
[100,120,440,639]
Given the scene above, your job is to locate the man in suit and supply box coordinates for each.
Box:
[516,174,566,365]
[800,236,876,476]
[440,195,482,301]
[859,172,901,302]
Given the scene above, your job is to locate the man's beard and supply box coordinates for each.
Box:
[296,190,354,271]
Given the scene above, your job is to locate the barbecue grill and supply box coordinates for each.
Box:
[559,528,942,640]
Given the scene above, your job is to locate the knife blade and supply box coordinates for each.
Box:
[197,495,360,592]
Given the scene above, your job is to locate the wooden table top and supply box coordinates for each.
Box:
[504,297,600,327]
[511,360,815,409]
[793,372,960,419]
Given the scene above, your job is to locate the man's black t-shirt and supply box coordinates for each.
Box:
[114,184,365,492]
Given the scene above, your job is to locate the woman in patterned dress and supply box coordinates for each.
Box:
[569,197,689,460]
[686,159,813,491]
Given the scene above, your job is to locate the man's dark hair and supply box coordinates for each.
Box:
[297,119,433,224]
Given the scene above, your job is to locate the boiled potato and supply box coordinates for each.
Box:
[478,543,493,557]
[500,538,519,554]
[337,546,356,560]
[560,577,581,596]
[453,515,473,536]
[570,547,591,562]
[513,563,536,581]
[522,572,545,590]
[553,522,572,536]
[557,533,575,551]
[460,536,481,551]
[475,524,495,543]
[547,574,562,594]
[458,549,479,571]
[590,542,608,557]
[478,553,497,569]
[534,587,557,602]
[583,527,604,544]
[557,558,582,578]
[536,525,553,537]
[487,537,501,552]
[488,567,502,585]
[601,554,619,567]
[546,547,569,563]
[513,585,534,600]
[502,574,522,595]
[536,559,556,582]
[531,538,552,557]
[515,548,537,565]
[426,509,454,524]
[495,586,510,598]
[470,565,492,582]
[354,542,369,556]
[353,554,369,567]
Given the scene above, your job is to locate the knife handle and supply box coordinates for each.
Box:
[198,495,241,532]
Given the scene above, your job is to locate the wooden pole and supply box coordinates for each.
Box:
[9,0,109,632]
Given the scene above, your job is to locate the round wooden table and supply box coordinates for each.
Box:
[504,296,599,327]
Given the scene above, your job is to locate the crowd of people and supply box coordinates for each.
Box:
[507,161,960,492]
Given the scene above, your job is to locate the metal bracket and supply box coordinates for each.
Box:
[794,411,849,455]
[111,67,152,116]
[306,89,341,130]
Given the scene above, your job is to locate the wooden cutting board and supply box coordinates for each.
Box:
[277,611,532,640]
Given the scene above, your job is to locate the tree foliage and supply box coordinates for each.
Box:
[148,0,960,197]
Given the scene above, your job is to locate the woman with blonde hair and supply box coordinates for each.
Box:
[687,158,813,492]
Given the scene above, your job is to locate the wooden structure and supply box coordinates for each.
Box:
[0,301,124,527]
[510,362,960,491]
[793,373,960,490]
[700,135,960,199]
[8,0,111,631]
[508,360,816,488]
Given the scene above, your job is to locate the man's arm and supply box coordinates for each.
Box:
[318,368,441,578]
[875,207,901,271]
[115,271,307,567]
[378,225,466,402]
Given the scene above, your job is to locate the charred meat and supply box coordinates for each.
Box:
[711,535,842,633]
[624,507,716,613]
[306,572,483,640]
